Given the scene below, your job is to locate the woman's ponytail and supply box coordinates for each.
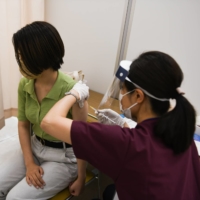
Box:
[155,95,196,154]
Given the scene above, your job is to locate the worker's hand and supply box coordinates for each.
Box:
[69,178,85,196]
[96,109,126,127]
[71,81,89,108]
[26,162,45,189]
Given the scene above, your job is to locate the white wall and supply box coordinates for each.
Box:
[45,0,200,114]
[126,0,200,114]
[45,0,126,94]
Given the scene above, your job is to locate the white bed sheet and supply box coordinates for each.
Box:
[0,117,20,159]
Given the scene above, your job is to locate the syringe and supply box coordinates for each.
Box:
[90,106,116,124]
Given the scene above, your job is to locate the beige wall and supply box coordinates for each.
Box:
[126,0,200,114]
[0,77,5,129]
[0,0,45,122]
[45,0,127,94]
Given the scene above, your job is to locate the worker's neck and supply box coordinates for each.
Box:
[136,101,159,123]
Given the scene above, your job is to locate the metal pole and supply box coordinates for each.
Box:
[114,0,136,73]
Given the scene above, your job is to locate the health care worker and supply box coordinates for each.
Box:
[40,51,200,200]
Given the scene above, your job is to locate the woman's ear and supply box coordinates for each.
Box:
[132,89,145,104]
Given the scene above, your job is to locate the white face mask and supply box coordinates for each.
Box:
[119,90,138,119]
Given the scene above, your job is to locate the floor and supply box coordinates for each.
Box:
[0,117,113,200]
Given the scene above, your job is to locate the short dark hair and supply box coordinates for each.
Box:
[125,51,196,154]
[12,21,64,76]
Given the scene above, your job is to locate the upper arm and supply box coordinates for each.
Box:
[41,117,73,144]
[72,101,88,122]
[18,78,28,121]
[18,120,30,133]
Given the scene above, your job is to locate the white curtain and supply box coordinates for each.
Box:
[0,0,44,129]
[0,73,4,129]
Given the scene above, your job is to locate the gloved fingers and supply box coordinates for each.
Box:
[96,109,107,113]
[78,100,84,108]
[96,112,108,124]
[96,109,114,116]
[71,81,89,103]
[96,112,104,120]
[95,108,126,127]
[96,112,117,125]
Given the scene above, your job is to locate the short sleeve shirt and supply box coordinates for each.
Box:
[18,70,76,141]
[71,119,200,200]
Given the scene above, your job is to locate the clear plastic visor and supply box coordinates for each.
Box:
[98,76,121,113]
[98,60,132,114]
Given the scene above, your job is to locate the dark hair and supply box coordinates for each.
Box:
[124,51,196,154]
[12,21,64,76]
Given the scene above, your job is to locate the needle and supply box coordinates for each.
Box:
[90,106,98,113]
[89,106,116,124]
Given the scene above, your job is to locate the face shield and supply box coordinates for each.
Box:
[98,60,132,113]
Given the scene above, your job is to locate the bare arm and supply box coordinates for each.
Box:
[69,101,88,196]
[18,121,45,188]
[18,121,34,166]
[41,80,89,144]
[40,94,77,144]
[41,94,88,195]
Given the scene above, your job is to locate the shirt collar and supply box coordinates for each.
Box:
[23,70,64,101]
[46,70,64,100]
[23,79,34,94]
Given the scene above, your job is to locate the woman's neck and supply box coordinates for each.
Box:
[35,68,58,86]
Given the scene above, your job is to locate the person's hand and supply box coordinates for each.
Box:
[71,81,89,108]
[69,178,85,196]
[26,162,45,189]
[96,109,126,127]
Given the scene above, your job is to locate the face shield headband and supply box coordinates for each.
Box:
[125,74,185,113]
[125,77,169,101]
[98,60,184,112]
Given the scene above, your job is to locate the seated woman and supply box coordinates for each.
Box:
[0,21,87,200]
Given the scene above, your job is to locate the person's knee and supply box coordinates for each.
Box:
[6,182,40,200]
[0,189,9,200]
[6,186,32,200]
[0,181,10,200]
[5,187,23,200]
[5,190,14,200]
